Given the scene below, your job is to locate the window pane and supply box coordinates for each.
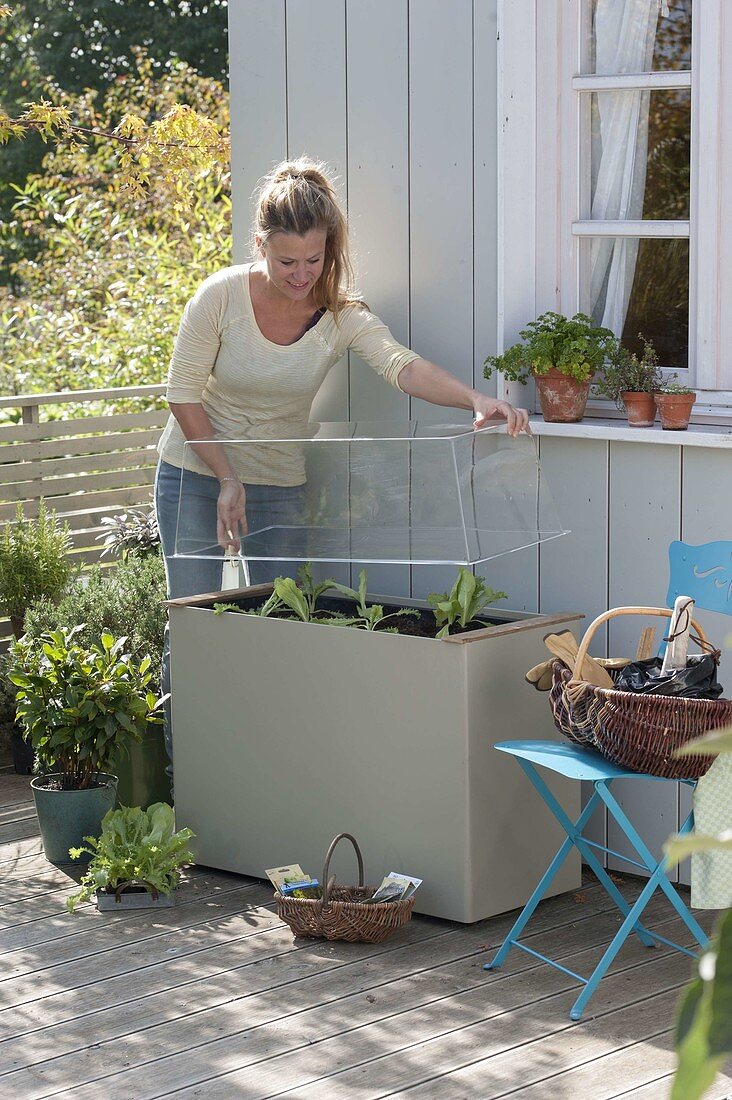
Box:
[584,237,689,368]
[587,0,691,73]
[590,88,690,220]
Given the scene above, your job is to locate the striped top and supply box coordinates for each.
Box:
[157,264,420,485]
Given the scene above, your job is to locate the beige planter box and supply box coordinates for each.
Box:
[169,588,582,923]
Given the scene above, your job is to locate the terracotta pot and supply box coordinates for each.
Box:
[654,392,696,431]
[534,370,590,423]
[621,391,656,427]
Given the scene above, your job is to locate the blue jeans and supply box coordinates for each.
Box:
[154,460,305,781]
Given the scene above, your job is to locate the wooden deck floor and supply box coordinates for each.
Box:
[1,769,731,1100]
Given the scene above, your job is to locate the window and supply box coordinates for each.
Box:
[498,0,732,415]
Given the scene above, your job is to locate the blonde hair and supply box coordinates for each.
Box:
[254,158,363,321]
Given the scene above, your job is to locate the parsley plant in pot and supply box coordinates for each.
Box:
[67,803,194,912]
[593,336,663,426]
[8,628,167,863]
[484,312,616,423]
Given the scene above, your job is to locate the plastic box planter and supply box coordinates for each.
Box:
[168,423,581,923]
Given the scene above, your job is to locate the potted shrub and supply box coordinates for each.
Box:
[594,336,663,426]
[484,311,617,423]
[0,501,73,772]
[23,555,170,807]
[66,802,194,912]
[169,564,582,923]
[8,628,167,863]
[654,380,697,431]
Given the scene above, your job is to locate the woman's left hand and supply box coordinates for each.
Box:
[473,396,531,438]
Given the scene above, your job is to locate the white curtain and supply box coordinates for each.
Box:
[590,0,661,335]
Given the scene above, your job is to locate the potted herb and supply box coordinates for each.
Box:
[23,555,170,808]
[66,803,194,912]
[594,337,663,426]
[0,501,72,639]
[484,312,617,423]
[8,628,167,863]
[0,501,73,772]
[654,379,697,431]
[96,506,161,561]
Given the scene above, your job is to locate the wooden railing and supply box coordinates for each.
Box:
[0,383,168,575]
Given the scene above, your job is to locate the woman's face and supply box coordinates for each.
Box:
[259,228,328,302]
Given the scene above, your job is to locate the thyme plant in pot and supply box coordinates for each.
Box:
[484,312,617,423]
[66,803,194,912]
[0,501,73,772]
[655,380,697,431]
[8,628,167,863]
[594,336,663,426]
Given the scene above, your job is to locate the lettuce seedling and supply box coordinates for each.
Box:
[428,568,507,640]
[330,570,420,631]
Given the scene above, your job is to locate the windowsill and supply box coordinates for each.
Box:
[529,416,732,448]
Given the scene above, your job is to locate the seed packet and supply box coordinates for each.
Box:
[265,864,311,892]
[365,871,423,904]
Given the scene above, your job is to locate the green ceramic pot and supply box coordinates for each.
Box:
[31,773,118,864]
[112,724,171,810]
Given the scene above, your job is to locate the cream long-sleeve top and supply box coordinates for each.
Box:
[157,263,420,485]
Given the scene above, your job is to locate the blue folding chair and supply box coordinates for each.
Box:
[485,540,732,1021]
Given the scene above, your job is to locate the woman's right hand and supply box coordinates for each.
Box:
[216,478,247,551]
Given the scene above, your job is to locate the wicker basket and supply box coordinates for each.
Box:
[549,606,732,780]
[275,832,415,943]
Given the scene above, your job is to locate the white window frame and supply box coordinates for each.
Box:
[496,0,732,421]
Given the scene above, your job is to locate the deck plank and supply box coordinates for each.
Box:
[0,777,720,1100]
[0,886,667,1086]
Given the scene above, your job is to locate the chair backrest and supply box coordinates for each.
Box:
[667,540,732,618]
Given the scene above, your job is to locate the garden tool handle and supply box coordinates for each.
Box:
[321,832,365,909]
[572,606,709,682]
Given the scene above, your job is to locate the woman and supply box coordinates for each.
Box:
[155,157,529,769]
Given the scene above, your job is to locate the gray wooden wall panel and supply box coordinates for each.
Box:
[228,1,287,264]
[474,0,499,399]
[606,442,682,876]
[344,0,411,595]
[677,447,732,884]
[409,0,475,598]
[538,436,610,852]
[287,0,350,424]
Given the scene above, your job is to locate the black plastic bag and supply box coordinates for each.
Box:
[614,654,723,700]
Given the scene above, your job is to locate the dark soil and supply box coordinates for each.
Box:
[226,593,502,639]
[33,776,110,791]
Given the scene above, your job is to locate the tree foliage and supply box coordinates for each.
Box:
[0,53,231,400]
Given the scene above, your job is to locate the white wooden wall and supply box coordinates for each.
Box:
[228,2,732,888]
[228,0,498,597]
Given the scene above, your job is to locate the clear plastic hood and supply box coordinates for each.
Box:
[172,421,568,566]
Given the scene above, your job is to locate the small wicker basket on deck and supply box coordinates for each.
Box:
[549,606,732,781]
[275,833,415,943]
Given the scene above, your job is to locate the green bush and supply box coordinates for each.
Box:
[0,501,72,636]
[9,628,166,789]
[23,554,167,689]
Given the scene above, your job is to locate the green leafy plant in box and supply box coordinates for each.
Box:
[9,628,167,789]
[665,726,732,1100]
[330,569,420,631]
[428,568,507,640]
[67,803,195,913]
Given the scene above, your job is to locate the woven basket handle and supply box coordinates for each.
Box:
[572,606,710,681]
[321,832,364,909]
